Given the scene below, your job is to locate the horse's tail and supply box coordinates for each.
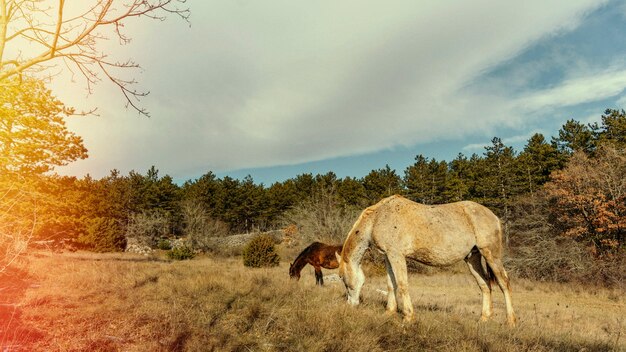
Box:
[470,246,496,288]
[485,260,497,288]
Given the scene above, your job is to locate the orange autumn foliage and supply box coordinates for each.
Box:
[544,145,626,255]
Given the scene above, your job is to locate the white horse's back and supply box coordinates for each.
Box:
[369,197,499,266]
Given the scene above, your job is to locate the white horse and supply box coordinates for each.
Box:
[336,195,516,326]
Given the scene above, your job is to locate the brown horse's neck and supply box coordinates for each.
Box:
[291,250,310,274]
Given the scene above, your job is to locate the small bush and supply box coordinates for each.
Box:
[168,246,195,260]
[242,234,280,268]
[157,239,172,250]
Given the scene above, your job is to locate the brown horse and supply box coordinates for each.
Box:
[289,242,343,285]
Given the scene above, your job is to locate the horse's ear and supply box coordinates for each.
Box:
[335,251,342,264]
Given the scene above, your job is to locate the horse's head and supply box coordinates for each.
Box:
[288,262,300,280]
[336,251,363,305]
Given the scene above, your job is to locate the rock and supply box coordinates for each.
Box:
[206,230,284,250]
[323,274,341,283]
[125,237,153,255]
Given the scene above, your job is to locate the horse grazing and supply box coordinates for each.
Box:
[289,242,343,286]
[336,195,516,326]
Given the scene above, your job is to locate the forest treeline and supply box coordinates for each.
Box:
[1,108,625,284]
[3,110,625,250]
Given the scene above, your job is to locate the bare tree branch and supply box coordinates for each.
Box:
[0,0,190,116]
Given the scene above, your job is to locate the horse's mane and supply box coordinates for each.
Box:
[292,242,323,270]
[341,194,402,261]
[292,241,343,269]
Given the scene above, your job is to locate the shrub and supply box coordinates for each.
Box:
[1,176,41,272]
[125,210,171,249]
[506,195,611,285]
[279,188,359,245]
[180,200,230,252]
[157,239,172,250]
[242,234,280,268]
[167,246,194,260]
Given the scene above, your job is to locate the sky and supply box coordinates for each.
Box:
[52,0,626,185]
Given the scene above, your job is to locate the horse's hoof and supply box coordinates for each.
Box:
[402,314,416,323]
[385,303,398,313]
[507,317,517,328]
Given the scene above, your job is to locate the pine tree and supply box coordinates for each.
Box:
[362,165,403,203]
[181,171,223,218]
[0,77,87,176]
[552,119,595,155]
[292,173,316,200]
[466,153,485,200]
[481,137,519,245]
[427,159,448,204]
[518,133,563,198]
[444,153,471,202]
[75,170,134,251]
[239,175,267,231]
[265,181,299,223]
[593,109,626,148]
[404,155,431,203]
[126,166,180,217]
[337,176,367,207]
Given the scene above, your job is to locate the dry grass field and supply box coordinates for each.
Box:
[1,249,624,352]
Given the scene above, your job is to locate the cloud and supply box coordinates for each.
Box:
[616,94,626,109]
[56,0,617,180]
[517,68,626,111]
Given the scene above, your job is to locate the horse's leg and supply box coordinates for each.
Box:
[481,249,516,327]
[386,253,414,322]
[384,255,398,313]
[314,266,323,286]
[464,250,493,321]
